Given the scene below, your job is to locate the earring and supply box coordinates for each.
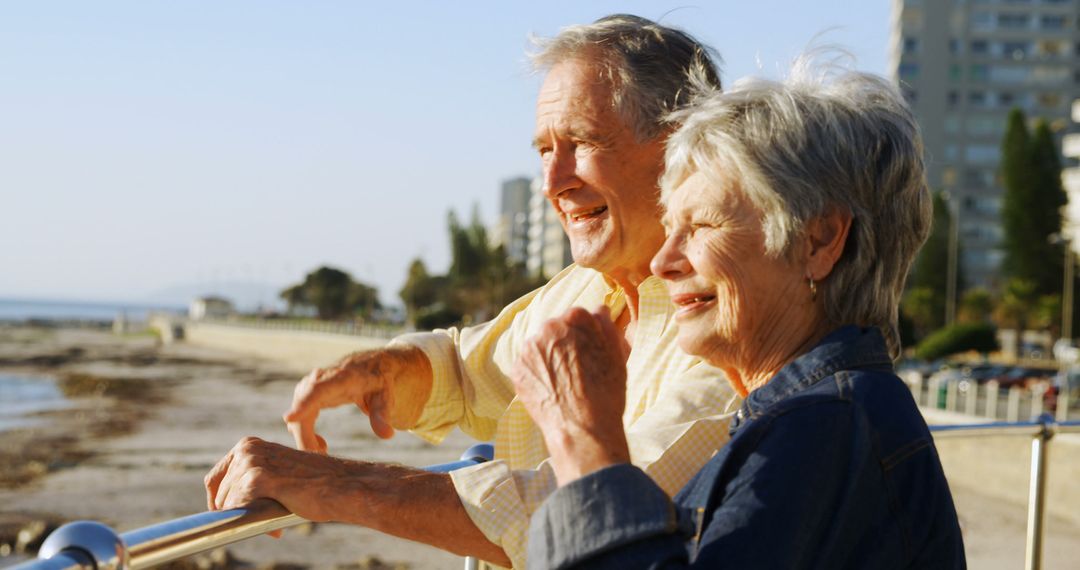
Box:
[808,276,817,301]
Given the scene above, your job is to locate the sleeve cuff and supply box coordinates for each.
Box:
[450,460,530,568]
[390,332,462,444]
[528,464,680,569]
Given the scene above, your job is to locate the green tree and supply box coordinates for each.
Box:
[399,258,439,327]
[902,287,942,340]
[1001,110,1067,296]
[907,192,962,328]
[280,266,381,320]
[958,288,994,324]
[994,277,1038,334]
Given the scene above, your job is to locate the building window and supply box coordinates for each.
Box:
[1034,39,1067,58]
[1041,15,1067,30]
[970,64,990,81]
[950,64,963,81]
[970,39,990,54]
[966,116,1006,136]
[989,65,1030,83]
[1002,41,1029,60]
[998,13,1031,29]
[1032,65,1070,83]
[965,144,1000,163]
[964,168,995,188]
[968,91,988,107]
[903,37,919,54]
[971,11,994,31]
[943,167,958,187]
[999,92,1017,107]
[948,91,960,108]
[1037,92,1062,108]
[949,38,961,54]
[899,62,920,80]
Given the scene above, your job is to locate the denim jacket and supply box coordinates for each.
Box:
[528,326,966,569]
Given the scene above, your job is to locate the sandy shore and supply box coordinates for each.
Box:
[0,325,475,569]
[2,325,1080,569]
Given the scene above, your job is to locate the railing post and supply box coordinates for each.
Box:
[1008,387,1022,422]
[965,382,979,416]
[1057,387,1070,422]
[946,381,959,412]
[1030,385,1045,418]
[986,381,1000,419]
[1024,414,1053,570]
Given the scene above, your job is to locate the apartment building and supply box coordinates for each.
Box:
[890,0,1080,288]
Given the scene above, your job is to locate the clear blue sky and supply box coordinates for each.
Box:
[1,1,891,307]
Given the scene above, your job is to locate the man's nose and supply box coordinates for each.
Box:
[542,147,579,199]
[650,233,692,280]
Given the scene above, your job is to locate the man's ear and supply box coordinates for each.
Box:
[805,207,853,281]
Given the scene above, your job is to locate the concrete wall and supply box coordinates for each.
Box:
[924,408,1080,529]
[171,320,388,373]
[150,316,1080,528]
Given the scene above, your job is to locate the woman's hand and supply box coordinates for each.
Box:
[511,306,631,486]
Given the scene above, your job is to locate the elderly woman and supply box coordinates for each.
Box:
[510,58,966,569]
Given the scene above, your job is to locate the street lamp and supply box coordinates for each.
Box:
[941,191,960,327]
[1049,233,1074,341]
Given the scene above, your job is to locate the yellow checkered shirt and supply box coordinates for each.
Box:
[392,264,740,568]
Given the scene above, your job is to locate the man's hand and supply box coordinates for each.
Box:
[204,436,346,522]
[511,306,632,486]
[283,346,433,453]
[203,436,513,565]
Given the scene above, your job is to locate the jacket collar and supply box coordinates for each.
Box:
[729,326,893,433]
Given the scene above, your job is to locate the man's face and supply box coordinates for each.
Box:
[532,59,667,278]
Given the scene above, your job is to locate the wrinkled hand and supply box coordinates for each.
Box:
[510,306,631,486]
[204,436,347,523]
[284,348,428,452]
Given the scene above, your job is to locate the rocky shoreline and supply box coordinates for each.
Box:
[0,325,474,569]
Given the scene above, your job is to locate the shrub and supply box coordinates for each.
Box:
[914,323,999,361]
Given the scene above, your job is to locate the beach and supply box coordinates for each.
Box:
[3,324,1080,569]
[0,325,474,569]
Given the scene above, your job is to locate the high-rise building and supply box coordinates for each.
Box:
[493,177,533,265]
[526,177,573,279]
[890,0,1080,288]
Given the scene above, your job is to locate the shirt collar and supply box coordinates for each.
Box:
[729,326,893,433]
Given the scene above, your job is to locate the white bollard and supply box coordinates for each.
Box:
[1007,387,1021,423]
[928,377,942,409]
[986,381,1000,420]
[946,381,959,412]
[965,382,979,416]
[1057,388,1070,422]
[1030,384,1045,418]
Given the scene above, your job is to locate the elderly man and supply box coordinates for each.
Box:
[205,14,736,568]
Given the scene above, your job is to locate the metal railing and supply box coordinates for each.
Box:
[930,415,1080,570]
[9,444,493,570]
[11,417,1080,570]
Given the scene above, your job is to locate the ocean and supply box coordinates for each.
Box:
[0,298,184,323]
[0,372,71,432]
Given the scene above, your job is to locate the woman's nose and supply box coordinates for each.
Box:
[651,233,692,280]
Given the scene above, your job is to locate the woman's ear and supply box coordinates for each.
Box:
[806,207,852,281]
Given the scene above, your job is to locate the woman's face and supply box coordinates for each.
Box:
[650,171,806,368]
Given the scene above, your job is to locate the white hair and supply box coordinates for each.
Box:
[529,14,723,141]
[662,50,932,357]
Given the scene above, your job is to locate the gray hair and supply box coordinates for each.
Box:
[662,52,932,357]
[529,14,722,141]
